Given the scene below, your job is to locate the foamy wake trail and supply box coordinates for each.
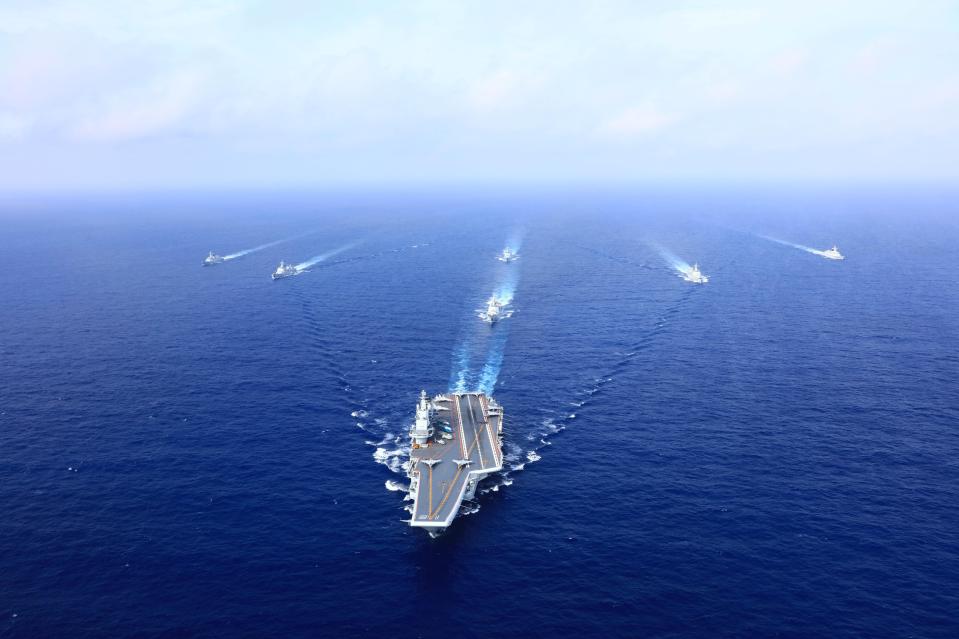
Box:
[353,408,410,481]
[477,350,504,395]
[470,288,514,394]
[385,479,409,493]
[653,243,693,276]
[372,439,409,475]
[493,276,517,306]
[450,339,473,393]
[477,475,513,496]
[295,240,362,271]
[351,402,417,500]
[759,235,826,256]
[223,233,307,260]
[506,229,526,254]
[477,326,510,394]
[449,265,520,393]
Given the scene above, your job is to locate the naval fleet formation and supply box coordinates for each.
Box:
[203,236,845,535]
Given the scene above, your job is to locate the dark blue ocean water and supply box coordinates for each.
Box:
[2,188,958,638]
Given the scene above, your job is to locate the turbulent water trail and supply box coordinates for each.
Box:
[449,247,520,395]
[449,338,473,393]
[506,230,526,254]
[492,268,518,306]
[221,229,321,260]
[294,240,363,271]
[289,239,426,275]
[223,237,292,260]
[759,234,830,257]
[476,321,510,394]
[652,242,695,277]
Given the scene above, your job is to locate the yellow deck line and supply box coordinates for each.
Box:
[466,395,486,467]
[422,393,503,523]
[428,463,433,513]
[485,420,499,466]
[429,466,464,520]
[453,396,467,457]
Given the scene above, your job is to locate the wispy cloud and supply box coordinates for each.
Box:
[0,112,31,139]
[599,105,679,137]
[769,48,809,76]
[0,0,957,186]
[72,72,203,141]
[468,70,530,112]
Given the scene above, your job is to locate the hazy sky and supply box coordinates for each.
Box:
[1,1,957,189]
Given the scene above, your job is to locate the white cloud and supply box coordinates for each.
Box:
[599,106,678,137]
[769,48,809,76]
[0,0,957,184]
[468,70,525,112]
[850,39,897,74]
[0,112,32,139]
[72,72,203,141]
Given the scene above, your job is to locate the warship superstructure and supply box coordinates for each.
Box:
[271,261,298,280]
[683,263,709,284]
[407,390,504,535]
[821,245,844,260]
[482,296,504,323]
[203,251,225,266]
[498,247,518,263]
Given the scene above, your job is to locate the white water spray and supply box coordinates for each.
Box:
[493,275,517,306]
[476,342,506,395]
[450,340,473,393]
[221,231,315,261]
[294,240,361,271]
[759,235,831,258]
[653,244,695,278]
[473,278,516,392]
[223,238,286,260]
[451,263,520,393]
[505,229,526,255]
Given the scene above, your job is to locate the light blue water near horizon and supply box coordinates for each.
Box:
[1,187,958,638]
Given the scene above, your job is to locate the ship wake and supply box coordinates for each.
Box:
[504,229,526,256]
[498,250,713,489]
[652,243,699,279]
[222,233,307,260]
[294,240,362,272]
[759,234,830,257]
[452,267,519,394]
[290,270,414,501]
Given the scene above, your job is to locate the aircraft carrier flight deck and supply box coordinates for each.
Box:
[407,391,504,533]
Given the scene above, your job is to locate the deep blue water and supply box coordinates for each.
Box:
[2,188,958,638]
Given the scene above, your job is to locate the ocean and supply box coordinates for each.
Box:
[1,187,957,638]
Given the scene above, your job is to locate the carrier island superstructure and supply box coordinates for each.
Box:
[407,391,504,534]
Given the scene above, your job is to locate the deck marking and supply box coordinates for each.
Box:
[466,395,486,468]
[413,392,505,526]
[480,395,501,466]
[453,395,468,457]
[485,420,499,467]
[430,466,465,520]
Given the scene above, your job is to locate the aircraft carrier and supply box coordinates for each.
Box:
[407,391,504,534]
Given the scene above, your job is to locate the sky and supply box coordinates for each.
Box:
[1,0,957,190]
